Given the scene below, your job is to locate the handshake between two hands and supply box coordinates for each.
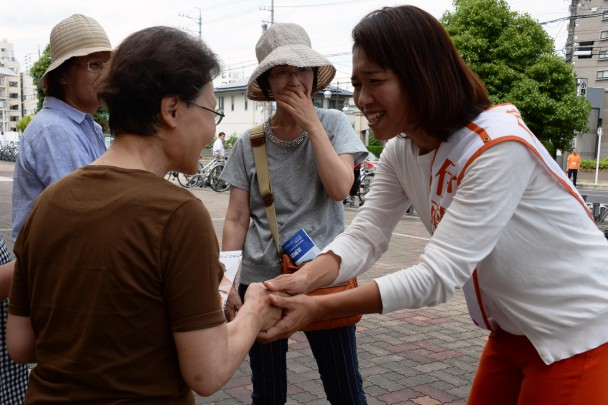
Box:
[225,272,316,343]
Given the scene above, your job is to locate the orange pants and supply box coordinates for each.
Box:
[468,328,608,405]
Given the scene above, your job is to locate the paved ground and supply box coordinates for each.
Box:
[1,161,606,404]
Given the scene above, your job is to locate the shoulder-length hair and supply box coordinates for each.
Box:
[97,26,221,136]
[352,5,491,141]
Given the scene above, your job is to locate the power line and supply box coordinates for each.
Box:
[271,0,375,7]
[541,12,603,25]
[179,7,202,40]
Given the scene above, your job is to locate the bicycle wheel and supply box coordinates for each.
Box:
[209,165,230,192]
[177,173,192,187]
[184,174,202,188]
[178,162,204,188]
[358,173,374,203]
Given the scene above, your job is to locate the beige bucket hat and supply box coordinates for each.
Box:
[247,23,336,101]
[40,14,112,87]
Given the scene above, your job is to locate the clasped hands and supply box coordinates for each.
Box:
[224,271,318,343]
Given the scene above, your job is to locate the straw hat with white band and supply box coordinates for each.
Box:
[40,14,112,89]
[247,23,336,102]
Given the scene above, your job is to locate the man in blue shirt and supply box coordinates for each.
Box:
[12,14,112,241]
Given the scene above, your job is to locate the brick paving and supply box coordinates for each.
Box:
[1,160,606,404]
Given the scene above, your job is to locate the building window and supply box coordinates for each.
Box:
[231,95,234,112]
[10,116,18,122]
[9,93,18,99]
[600,50,608,59]
[602,31,608,40]
[576,41,595,58]
[218,96,224,111]
[10,105,18,110]
[604,10,608,20]
[596,70,608,79]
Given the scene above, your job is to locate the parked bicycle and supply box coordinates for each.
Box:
[0,142,18,162]
[184,157,230,192]
[164,161,204,187]
[357,159,377,204]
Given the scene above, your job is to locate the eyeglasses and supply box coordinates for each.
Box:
[77,59,108,73]
[185,100,225,125]
[270,66,313,80]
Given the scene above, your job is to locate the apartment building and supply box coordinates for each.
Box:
[0,39,21,134]
[569,0,608,158]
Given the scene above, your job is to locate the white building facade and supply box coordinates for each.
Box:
[568,0,608,159]
[214,78,369,144]
[0,39,21,134]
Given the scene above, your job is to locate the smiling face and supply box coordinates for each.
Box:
[351,47,408,141]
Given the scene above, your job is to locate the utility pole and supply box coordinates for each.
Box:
[179,7,202,40]
[261,0,275,30]
[260,0,276,121]
[566,0,579,63]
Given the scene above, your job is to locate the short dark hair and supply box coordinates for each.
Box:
[352,6,491,141]
[97,26,221,136]
[218,132,225,137]
[44,59,74,100]
[257,67,319,100]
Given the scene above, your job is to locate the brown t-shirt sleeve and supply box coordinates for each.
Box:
[9,219,31,317]
[161,198,226,332]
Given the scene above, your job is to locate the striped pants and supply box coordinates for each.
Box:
[239,284,367,405]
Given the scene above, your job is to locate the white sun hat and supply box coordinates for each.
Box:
[247,23,336,101]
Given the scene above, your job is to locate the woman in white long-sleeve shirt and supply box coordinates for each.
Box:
[260,5,608,404]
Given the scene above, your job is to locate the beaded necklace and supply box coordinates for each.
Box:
[264,117,307,148]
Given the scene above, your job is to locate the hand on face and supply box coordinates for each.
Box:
[274,84,319,132]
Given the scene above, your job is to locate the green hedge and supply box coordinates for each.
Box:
[580,157,608,170]
[367,145,384,157]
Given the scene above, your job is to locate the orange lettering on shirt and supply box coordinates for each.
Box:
[435,159,457,197]
[431,200,446,229]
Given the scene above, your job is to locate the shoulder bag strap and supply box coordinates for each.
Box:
[250,123,281,254]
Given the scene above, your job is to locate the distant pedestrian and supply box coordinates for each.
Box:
[213,131,226,160]
[262,6,608,405]
[567,147,581,186]
[12,14,112,241]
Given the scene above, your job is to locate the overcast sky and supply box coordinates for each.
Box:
[2,0,571,89]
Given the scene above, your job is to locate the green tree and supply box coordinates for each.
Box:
[27,44,110,133]
[29,45,52,113]
[442,0,590,154]
[16,113,34,133]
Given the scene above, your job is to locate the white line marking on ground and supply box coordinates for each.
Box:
[392,232,431,241]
